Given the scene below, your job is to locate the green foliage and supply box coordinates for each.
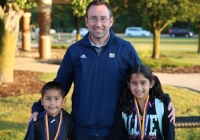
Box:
[15,0,37,9]
[51,4,75,31]
[37,73,56,82]
[116,0,191,58]
[70,0,91,41]
[21,0,200,33]
[52,44,70,49]
[141,58,192,69]
[70,0,109,17]
[176,0,200,23]
[111,11,149,32]
[0,0,36,9]
[126,1,186,32]
[70,0,91,17]
[30,5,75,31]
[109,0,128,16]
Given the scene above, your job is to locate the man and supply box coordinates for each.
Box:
[29,0,175,140]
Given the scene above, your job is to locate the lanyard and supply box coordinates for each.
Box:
[134,95,149,140]
[44,111,63,140]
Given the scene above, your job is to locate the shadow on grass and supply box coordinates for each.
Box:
[172,85,200,93]
[0,120,27,131]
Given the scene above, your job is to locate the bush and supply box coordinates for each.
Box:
[141,58,192,69]
[51,44,70,49]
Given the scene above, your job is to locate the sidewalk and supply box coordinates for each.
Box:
[154,73,200,92]
[14,57,60,73]
[14,56,200,92]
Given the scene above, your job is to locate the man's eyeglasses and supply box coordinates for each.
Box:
[87,17,110,23]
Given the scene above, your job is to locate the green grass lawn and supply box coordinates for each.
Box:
[52,37,200,67]
[1,37,200,140]
[0,84,199,140]
[126,37,200,67]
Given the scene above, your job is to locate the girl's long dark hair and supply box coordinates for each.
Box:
[119,65,165,115]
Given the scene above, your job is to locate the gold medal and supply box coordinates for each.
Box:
[44,111,63,140]
[134,95,149,139]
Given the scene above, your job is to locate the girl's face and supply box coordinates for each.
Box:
[41,89,66,117]
[128,73,154,102]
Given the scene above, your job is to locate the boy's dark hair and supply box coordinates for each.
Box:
[120,65,165,115]
[86,0,113,18]
[41,81,65,98]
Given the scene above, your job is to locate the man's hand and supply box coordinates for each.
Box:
[167,102,175,124]
[28,112,39,123]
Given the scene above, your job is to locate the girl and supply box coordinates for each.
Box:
[112,65,175,140]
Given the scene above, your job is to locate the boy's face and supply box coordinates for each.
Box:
[41,89,66,117]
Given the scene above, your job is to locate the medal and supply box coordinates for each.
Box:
[134,95,149,140]
[44,110,63,140]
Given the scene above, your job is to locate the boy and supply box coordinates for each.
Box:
[24,81,73,140]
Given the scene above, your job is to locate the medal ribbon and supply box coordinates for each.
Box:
[44,111,63,140]
[134,95,149,140]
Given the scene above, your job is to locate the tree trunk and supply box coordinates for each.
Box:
[198,23,200,53]
[75,16,81,41]
[152,29,161,59]
[0,29,17,83]
[0,2,23,83]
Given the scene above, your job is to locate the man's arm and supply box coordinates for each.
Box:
[53,49,74,95]
[167,102,175,124]
[29,49,73,123]
[31,99,44,113]
[28,99,44,122]
[163,94,175,124]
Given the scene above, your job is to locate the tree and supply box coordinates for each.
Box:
[70,0,91,41]
[51,4,75,32]
[179,0,200,53]
[111,0,187,59]
[110,0,142,32]
[0,0,35,83]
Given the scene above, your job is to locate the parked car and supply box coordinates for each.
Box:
[168,28,193,37]
[125,27,151,37]
[72,28,89,36]
[35,27,56,36]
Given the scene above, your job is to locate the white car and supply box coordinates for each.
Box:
[72,28,89,36]
[35,27,56,35]
[125,27,151,37]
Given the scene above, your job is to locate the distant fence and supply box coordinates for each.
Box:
[175,116,200,128]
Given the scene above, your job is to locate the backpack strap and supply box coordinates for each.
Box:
[155,98,164,139]
[33,118,43,140]
[63,112,73,139]
[33,111,72,140]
